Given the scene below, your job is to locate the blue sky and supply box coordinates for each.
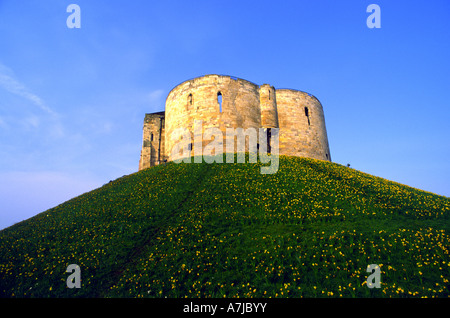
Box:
[0,0,449,229]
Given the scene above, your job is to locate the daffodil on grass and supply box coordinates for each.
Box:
[1,155,448,298]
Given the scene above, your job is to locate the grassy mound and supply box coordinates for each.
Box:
[1,155,449,298]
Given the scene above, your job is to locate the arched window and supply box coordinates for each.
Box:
[217,92,223,113]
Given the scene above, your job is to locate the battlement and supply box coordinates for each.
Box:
[139,75,331,170]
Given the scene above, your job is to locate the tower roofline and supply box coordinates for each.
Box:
[166,74,259,99]
[145,111,165,116]
[275,88,322,104]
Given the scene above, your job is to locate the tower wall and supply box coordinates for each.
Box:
[139,75,332,171]
[276,89,331,161]
[165,75,261,161]
[139,112,166,170]
[259,84,279,128]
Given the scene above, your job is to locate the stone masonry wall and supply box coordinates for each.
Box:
[139,75,331,170]
[276,89,331,161]
[165,75,261,161]
[139,112,166,170]
[259,84,278,129]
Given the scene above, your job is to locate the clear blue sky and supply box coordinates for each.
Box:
[0,0,449,229]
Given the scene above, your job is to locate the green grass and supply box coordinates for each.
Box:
[0,154,449,298]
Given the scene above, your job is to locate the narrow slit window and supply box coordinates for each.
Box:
[150,133,154,141]
[267,128,272,154]
[305,107,310,126]
[268,90,271,100]
[188,93,193,105]
[218,92,223,113]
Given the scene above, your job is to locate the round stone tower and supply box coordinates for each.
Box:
[139,74,331,170]
[276,89,331,161]
[165,75,262,161]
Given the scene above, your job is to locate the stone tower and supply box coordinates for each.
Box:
[139,74,331,170]
[138,111,167,170]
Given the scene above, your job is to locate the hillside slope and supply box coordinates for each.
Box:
[1,155,449,298]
